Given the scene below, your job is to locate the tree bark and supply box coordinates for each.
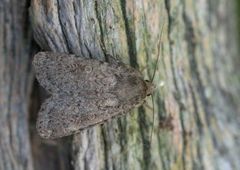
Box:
[29,0,240,170]
[0,0,34,170]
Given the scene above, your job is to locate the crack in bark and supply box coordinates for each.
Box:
[138,107,151,170]
[101,126,109,170]
[119,0,138,68]
[117,118,128,170]
[182,0,219,150]
[164,0,187,169]
[56,0,71,53]
[72,0,84,57]
[94,0,108,62]
[189,83,204,170]
[140,0,152,79]
[156,95,169,170]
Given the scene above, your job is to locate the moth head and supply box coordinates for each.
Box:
[144,80,155,96]
[115,74,154,106]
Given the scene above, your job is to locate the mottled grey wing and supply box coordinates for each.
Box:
[36,95,131,139]
[33,52,119,96]
[33,52,151,139]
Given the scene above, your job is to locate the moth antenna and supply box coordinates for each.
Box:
[149,22,165,145]
[151,22,165,82]
[149,94,155,146]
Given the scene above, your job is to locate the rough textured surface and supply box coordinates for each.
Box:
[33,52,153,139]
[29,0,240,170]
[0,0,34,170]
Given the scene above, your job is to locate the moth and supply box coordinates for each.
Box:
[33,52,155,139]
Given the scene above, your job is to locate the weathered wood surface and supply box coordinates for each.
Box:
[0,0,234,170]
[0,0,34,170]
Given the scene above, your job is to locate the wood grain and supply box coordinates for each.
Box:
[0,0,34,170]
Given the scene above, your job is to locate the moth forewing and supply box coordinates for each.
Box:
[33,52,154,139]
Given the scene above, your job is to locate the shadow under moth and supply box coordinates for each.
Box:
[33,52,155,139]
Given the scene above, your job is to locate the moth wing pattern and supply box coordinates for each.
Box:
[33,52,119,95]
[33,52,154,139]
[36,95,133,139]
